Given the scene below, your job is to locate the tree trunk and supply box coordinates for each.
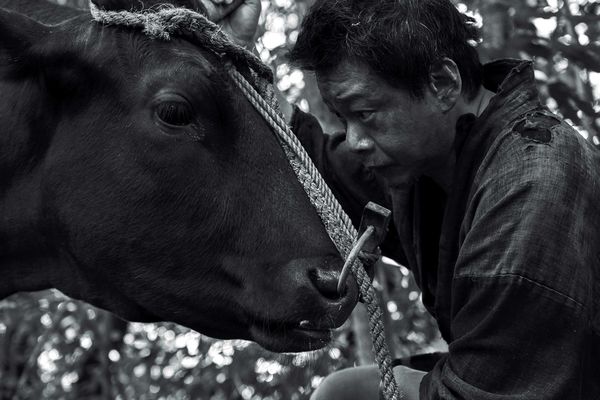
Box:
[351,304,376,365]
[477,0,513,61]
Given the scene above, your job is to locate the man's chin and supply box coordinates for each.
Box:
[369,165,414,185]
[376,171,416,190]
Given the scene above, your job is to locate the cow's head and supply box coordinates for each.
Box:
[0,4,359,352]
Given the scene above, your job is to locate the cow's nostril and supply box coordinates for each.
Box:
[309,268,343,300]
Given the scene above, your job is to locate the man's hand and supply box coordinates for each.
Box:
[199,0,261,48]
[358,247,382,281]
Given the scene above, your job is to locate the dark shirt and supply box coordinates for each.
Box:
[291,59,600,399]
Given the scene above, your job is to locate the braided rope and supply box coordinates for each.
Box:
[89,4,401,399]
[89,2,272,80]
[229,69,401,400]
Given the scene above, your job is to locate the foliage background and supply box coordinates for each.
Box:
[1,0,598,399]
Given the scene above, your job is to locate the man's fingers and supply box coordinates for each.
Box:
[358,251,379,265]
[358,247,382,265]
[197,0,243,22]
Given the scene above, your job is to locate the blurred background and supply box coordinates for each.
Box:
[1,0,598,399]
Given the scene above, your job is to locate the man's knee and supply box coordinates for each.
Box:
[310,365,381,400]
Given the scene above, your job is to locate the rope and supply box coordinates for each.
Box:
[89,4,401,399]
[229,68,402,400]
[88,2,272,80]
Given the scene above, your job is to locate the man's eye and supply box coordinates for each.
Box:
[356,111,375,122]
[333,111,347,126]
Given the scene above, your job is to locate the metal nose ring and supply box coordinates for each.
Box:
[336,202,392,295]
[337,225,375,295]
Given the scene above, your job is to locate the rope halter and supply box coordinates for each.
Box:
[88,3,402,399]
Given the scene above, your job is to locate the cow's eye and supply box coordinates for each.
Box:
[155,101,193,127]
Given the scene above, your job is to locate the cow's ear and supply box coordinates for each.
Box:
[0,8,93,103]
[0,8,49,60]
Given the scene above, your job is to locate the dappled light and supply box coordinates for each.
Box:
[1,0,598,399]
[1,290,356,399]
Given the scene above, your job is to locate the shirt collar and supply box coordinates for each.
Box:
[441,59,543,238]
[481,59,540,120]
[454,58,541,156]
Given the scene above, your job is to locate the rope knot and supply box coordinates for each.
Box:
[89,1,272,81]
[142,12,170,39]
[89,2,204,41]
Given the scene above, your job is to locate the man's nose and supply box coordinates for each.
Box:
[346,126,374,153]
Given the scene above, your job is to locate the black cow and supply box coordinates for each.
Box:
[0,0,358,352]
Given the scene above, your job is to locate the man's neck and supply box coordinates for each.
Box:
[427,87,495,194]
[422,152,454,195]
[465,86,496,118]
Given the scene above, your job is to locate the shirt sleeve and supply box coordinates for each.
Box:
[420,128,596,399]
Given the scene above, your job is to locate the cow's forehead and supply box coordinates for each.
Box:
[52,13,266,100]
[73,21,219,84]
[167,46,216,72]
[135,39,221,95]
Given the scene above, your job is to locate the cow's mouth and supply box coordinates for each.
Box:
[249,319,335,352]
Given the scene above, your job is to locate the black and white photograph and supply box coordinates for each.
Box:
[0,0,599,398]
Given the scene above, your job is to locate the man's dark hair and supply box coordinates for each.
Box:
[289,0,483,100]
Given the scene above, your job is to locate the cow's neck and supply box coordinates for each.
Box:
[0,0,80,299]
[0,0,82,299]
[0,174,60,299]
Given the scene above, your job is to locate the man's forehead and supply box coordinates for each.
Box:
[316,61,380,102]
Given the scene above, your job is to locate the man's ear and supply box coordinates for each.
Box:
[0,8,50,62]
[428,58,462,113]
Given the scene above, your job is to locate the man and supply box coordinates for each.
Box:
[214,0,600,398]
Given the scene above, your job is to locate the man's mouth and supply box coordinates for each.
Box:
[366,162,391,171]
[367,163,398,178]
[366,165,418,189]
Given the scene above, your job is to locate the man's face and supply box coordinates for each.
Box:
[316,60,455,189]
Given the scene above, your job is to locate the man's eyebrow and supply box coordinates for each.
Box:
[335,86,367,101]
[333,83,376,103]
